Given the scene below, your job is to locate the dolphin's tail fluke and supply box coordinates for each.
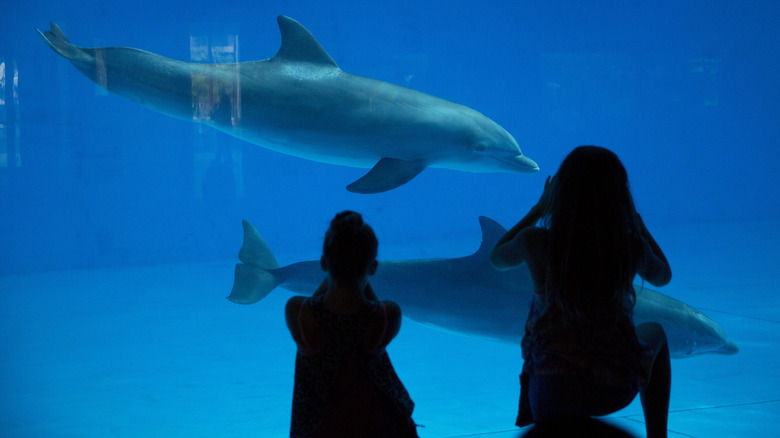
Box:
[36,23,89,62]
[238,219,279,269]
[227,220,283,304]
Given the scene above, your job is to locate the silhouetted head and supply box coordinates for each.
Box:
[321,211,378,284]
[541,146,641,322]
[548,146,635,225]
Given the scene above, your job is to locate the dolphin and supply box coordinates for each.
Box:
[36,16,539,193]
[228,216,738,359]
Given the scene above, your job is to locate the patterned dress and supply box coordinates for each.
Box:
[290,295,418,438]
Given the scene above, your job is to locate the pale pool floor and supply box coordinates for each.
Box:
[1,221,778,437]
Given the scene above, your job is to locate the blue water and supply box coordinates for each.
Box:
[1,1,779,437]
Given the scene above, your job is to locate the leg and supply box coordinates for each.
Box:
[636,322,671,438]
[528,374,635,423]
[516,371,534,427]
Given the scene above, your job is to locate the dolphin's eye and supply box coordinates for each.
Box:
[474,143,486,153]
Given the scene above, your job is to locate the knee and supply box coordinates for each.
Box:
[636,322,668,350]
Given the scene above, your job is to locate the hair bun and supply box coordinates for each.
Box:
[330,211,364,237]
[323,211,378,282]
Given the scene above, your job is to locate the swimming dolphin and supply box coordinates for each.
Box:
[36,16,539,193]
[228,217,738,358]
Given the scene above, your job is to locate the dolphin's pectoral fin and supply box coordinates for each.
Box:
[346,158,427,194]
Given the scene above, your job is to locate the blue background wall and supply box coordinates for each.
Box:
[1,0,779,274]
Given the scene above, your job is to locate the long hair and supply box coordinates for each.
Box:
[540,146,642,325]
[322,210,378,283]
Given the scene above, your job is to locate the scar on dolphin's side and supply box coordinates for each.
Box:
[37,16,539,193]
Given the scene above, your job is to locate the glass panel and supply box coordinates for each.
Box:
[1,2,778,437]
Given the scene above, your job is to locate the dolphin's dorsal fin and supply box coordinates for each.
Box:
[473,216,508,259]
[273,15,338,67]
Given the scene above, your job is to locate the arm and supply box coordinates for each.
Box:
[491,176,552,270]
[490,213,541,270]
[284,296,307,344]
[634,214,672,286]
[377,300,402,348]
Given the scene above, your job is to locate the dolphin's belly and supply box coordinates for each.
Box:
[215,124,398,168]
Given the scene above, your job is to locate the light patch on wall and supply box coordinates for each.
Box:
[689,57,721,107]
[0,59,21,168]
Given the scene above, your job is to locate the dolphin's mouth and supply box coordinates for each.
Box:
[500,154,540,173]
[713,340,740,355]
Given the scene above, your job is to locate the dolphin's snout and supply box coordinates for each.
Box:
[714,341,740,355]
[513,154,540,173]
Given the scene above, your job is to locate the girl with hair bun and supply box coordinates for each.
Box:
[286,211,418,438]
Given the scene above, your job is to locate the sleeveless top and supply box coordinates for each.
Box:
[290,295,417,438]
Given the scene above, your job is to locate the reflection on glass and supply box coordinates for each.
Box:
[189,34,242,200]
[189,34,241,125]
[0,59,21,168]
[689,57,721,107]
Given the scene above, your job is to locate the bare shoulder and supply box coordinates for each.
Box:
[285,295,307,317]
[382,300,402,320]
